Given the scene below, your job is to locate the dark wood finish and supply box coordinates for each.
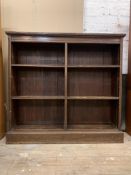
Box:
[118,39,123,129]
[68,65,120,68]
[12,96,65,100]
[6,129,124,144]
[67,96,119,100]
[8,36,12,131]
[12,64,64,68]
[68,44,119,65]
[64,43,68,129]
[68,69,118,96]
[6,31,125,37]
[13,124,116,130]
[12,100,64,127]
[0,26,4,139]
[12,42,64,65]
[6,32,125,143]
[12,68,64,96]
[6,31,125,44]
[67,100,118,126]
[126,3,131,135]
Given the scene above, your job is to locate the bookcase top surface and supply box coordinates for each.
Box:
[6,31,126,38]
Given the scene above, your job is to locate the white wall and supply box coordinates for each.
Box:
[83,0,130,74]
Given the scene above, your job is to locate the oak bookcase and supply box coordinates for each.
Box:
[6,32,125,143]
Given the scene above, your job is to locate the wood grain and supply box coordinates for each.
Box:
[67,100,118,126]
[6,129,124,144]
[68,69,118,96]
[13,100,64,127]
[12,68,64,96]
[6,32,125,143]
[12,42,64,65]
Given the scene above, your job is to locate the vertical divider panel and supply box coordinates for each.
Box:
[64,43,68,129]
[118,40,123,129]
[8,37,12,131]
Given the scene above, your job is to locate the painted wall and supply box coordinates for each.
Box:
[1,0,83,115]
[1,0,83,33]
[83,0,130,74]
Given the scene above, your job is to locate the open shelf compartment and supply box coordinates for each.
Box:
[67,100,118,129]
[12,42,65,66]
[12,67,64,96]
[67,69,119,97]
[68,43,120,66]
[12,99,64,129]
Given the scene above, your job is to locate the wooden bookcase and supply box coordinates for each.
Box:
[6,32,125,143]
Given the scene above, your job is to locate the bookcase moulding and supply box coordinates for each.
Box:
[6,32,125,143]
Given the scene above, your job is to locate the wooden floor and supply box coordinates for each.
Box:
[0,133,131,175]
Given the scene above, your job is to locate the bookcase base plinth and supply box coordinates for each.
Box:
[6,129,124,144]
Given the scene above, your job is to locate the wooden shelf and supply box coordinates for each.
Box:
[12,96,119,100]
[68,65,120,68]
[67,96,119,100]
[12,96,65,100]
[11,64,64,68]
[11,64,120,69]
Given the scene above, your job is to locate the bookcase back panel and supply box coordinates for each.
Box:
[12,68,64,96]
[12,43,65,65]
[13,100,64,127]
[68,69,118,96]
[68,44,119,65]
[68,100,118,125]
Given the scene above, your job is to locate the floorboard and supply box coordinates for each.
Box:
[0,133,131,174]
